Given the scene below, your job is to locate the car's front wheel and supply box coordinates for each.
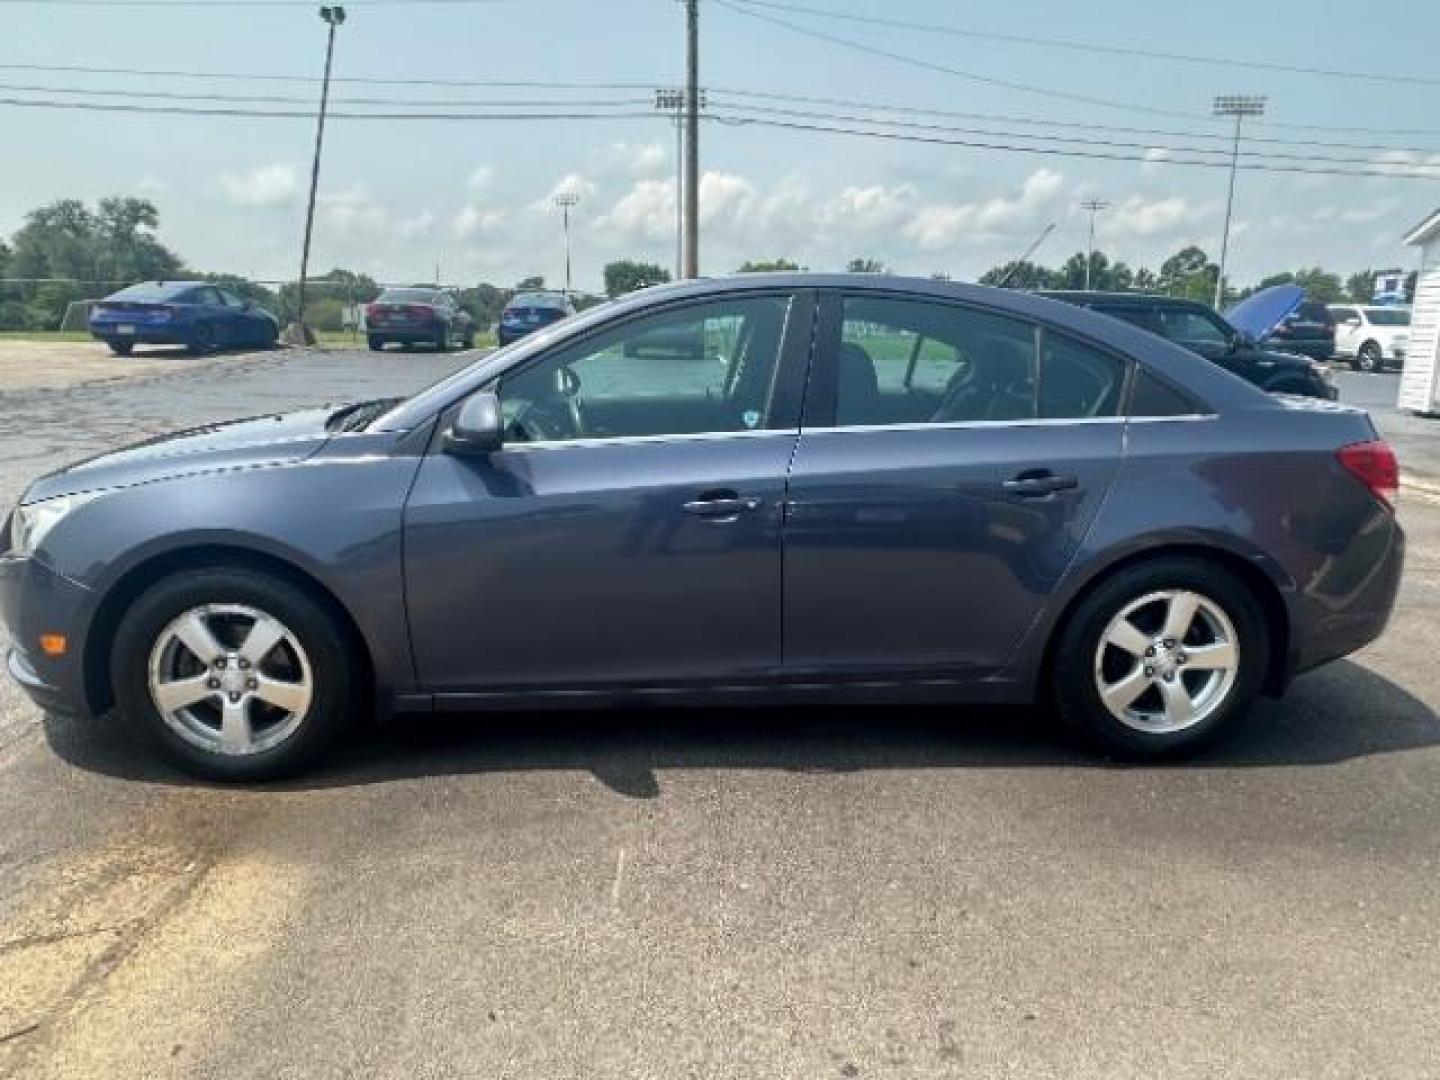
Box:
[187,322,216,355]
[108,339,134,357]
[111,567,356,780]
[1051,557,1267,758]
[1357,341,1384,373]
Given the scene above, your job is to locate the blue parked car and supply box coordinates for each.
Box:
[3,274,1403,780]
[496,291,575,346]
[89,280,280,356]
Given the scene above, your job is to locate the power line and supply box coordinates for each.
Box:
[0,81,655,108]
[708,113,1440,181]
[0,61,660,90]
[0,96,660,121]
[0,0,510,6]
[712,0,1214,121]
[724,0,1440,89]
[708,88,1440,155]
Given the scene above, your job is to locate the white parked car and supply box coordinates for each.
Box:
[1328,304,1410,372]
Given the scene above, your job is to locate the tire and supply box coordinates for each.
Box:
[108,340,134,357]
[367,335,385,352]
[187,322,216,356]
[1357,341,1383,373]
[434,322,449,353]
[1050,557,1268,759]
[110,567,357,781]
[462,331,475,350]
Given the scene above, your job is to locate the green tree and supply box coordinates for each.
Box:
[602,259,670,298]
[846,256,887,273]
[1345,270,1374,303]
[278,268,379,324]
[1293,266,1343,303]
[737,257,802,273]
[978,260,1054,289]
[1132,267,1160,293]
[1158,245,1218,303]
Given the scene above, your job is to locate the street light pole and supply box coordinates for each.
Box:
[553,191,579,296]
[1080,198,1110,291]
[287,4,345,346]
[1212,94,1266,309]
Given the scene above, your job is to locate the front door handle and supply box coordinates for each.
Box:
[683,492,763,518]
[1002,470,1079,498]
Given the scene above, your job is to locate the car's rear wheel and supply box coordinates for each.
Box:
[434,323,449,352]
[108,339,134,357]
[367,335,384,352]
[111,567,356,781]
[1051,557,1268,758]
[187,322,216,355]
[1358,341,1383,373]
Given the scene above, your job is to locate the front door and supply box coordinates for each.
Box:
[404,290,812,692]
[783,291,1126,680]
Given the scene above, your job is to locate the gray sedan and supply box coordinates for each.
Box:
[1,274,1404,780]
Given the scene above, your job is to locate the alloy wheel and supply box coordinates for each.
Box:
[1092,589,1240,734]
[147,603,313,756]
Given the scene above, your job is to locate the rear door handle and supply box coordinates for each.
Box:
[1002,470,1079,498]
[683,493,763,518]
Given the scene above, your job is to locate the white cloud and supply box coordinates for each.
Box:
[468,165,496,191]
[901,168,1065,250]
[219,163,301,208]
[1107,194,1204,238]
[1370,150,1440,179]
[398,210,436,239]
[596,178,675,242]
[320,185,387,235]
[530,172,598,212]
[1141,147,1171,176]
[698,171,757,226]
[453,204,505,238]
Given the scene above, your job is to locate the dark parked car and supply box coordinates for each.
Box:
[365,288,475,352]
[497,291,575,346]
[1264,298,1336,361]
[3,275,1401,780]
[1041,286,1336,399]
[88,281,280,356]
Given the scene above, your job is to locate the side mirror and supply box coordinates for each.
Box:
[443,391,503,456]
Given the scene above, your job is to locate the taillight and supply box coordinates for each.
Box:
[1338,440,1398,507]
[365,303,380,319]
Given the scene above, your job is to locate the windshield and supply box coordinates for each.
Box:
[1366,308,1410,326]
[377,288,439,303]
[508,293,566,310]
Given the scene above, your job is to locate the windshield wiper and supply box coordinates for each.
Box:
[326,397,405,433]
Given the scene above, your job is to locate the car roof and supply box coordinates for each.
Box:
[110,280,208,299]
[1037,289,1196,307]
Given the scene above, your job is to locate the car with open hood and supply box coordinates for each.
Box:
[3,274,1400,780]
[1042,285,1336,400]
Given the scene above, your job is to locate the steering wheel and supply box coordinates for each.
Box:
[506,399,573,442]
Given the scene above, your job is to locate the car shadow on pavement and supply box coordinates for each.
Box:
[42,659,1439,797]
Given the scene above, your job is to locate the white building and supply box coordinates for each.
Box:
[1399,209,1440,413]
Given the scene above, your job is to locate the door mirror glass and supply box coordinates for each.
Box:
[444,391,503,456]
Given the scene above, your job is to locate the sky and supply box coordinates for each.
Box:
[3,0,1439,293]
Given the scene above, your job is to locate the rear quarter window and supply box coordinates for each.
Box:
[1129,368,1205,417]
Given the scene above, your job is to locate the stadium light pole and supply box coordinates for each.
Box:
[1080,198,1110,291]
[1213,94,1266,309]
[287,4,345,345]
[553,191,579,296]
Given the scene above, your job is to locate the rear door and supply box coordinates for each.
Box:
[782,291,1126,680]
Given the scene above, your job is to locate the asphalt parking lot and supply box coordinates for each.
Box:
[2,348,1439,1078]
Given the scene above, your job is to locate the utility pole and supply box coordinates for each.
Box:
[655,89,684,279]
[1080,199,1110,291]
[553,191,579,295]
[287,4,345,346]
[1213,94,1266,309]
[683,0,699,278]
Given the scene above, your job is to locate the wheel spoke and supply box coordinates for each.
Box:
[1104,617,1151,657]
[1162,591,1200,643]
[1100,665,1151,713]
[220,697,253,753]
[172,612,224,663]
[1158,678,1195,728]
[152,674,214,714]
[252,676,310,716]
[238,615,286,666]
[1185,640,1236,671]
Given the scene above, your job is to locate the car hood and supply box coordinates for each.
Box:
[1224,284,1305,341]
[22,408,335,504]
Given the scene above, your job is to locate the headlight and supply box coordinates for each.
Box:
[8,492,103,558]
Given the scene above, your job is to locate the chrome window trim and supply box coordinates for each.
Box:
[497,427,801,453]
[797,414,1217,436]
